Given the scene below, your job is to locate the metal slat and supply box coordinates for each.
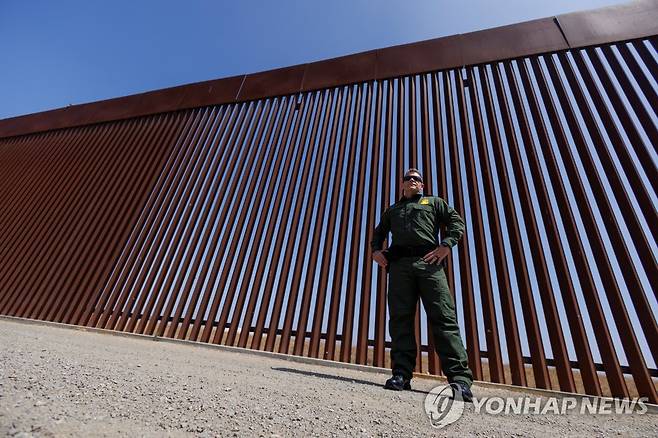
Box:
[456,69,505,383]
[616,43,658,111]
[0,127,98,314]
[0,133,55,227]
[512,59,627,394]
[206,98,292,345]
[133,107,235,337]
[0,132,60,236]
[429,73,451,374]
[419,74,441,375]
[0,135,58,308]
[181,104,257,341]
[568,50,658,249]
[157,102,258,340]
[280,88,344,356]
[549,53,658,360]
[80,109,201,328]
[443,71,482,381]
[33,119,149,321]
[323,85,362,361]
[118,109,230,334]
[98,108,213,331]
[265,90,339,355]
[0,135,29,208]
[533,57,658,372]
[372,81,392,368]
[109,107,221,334]
[212,98,298,346]
[474,66,528,387]
[49,115,169,323]
[528,55,638,395]
[156,105,260,339]
[296,86,356,358]
[478,62,576,390]
[409,76,423,375]
[9,123,124,318]
[47,115,171,322]
[171,106,250,341]
[356,81,382,365]
[340,82,373,363]
[599,45,658,153]
[396,78,405,195]
[632,40,658,83]
[146,108,232,338]
[282,91,329,356]
[66,112,187,326]
[221,94,308,346]
[584,48,658,194]
[492,62,599,394]
[246,91,332,351]
[141,108,232,338]
[239,91,323,349]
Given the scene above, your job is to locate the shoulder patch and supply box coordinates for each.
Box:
[419,198,430,205]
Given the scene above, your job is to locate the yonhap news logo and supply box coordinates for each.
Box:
[424,383,465,429]
[424,384,648,429]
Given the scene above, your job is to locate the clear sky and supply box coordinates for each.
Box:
[1,0,624,120]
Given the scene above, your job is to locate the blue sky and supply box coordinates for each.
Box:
[0,0,624,120]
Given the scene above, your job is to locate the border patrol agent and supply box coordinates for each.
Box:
[371,168,474,402]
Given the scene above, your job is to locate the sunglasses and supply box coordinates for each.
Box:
[403,175,423,183]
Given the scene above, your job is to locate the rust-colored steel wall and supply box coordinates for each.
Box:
[1,3,657,402]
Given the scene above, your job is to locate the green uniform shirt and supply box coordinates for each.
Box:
[370,193,465,250]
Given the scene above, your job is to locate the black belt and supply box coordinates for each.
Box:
[382,244,443,274]
[383,244,437,262]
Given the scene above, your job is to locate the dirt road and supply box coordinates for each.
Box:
[0,318,655,437]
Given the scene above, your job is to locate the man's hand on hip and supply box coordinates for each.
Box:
[423,245,450,265]
[372,250,388,268]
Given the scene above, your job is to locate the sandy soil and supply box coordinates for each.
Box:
[0,318,655,437]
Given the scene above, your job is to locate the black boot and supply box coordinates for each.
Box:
[452,381,474,403]
[384,374,411,391]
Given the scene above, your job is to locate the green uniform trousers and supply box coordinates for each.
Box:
[388,256,473,387]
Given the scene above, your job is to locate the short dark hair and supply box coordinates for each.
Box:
[404,168,422,180]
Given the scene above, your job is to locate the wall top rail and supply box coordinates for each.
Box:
[1,0,656,139]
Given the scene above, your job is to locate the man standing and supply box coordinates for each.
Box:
[371,168,474,401]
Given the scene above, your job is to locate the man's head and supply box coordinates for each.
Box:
[402,168,424,198]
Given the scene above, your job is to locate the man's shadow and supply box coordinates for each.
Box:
[271,366,431,395]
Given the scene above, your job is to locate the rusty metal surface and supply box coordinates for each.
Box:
[556,0,658,47]
[302,52,378,92]
[459,18,568,66]
[237,66,305,102]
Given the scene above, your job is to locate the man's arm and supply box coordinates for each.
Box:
[437,197,465,248]
[423,198,464,265]
[371,209,391,268]
[370,209,391,251]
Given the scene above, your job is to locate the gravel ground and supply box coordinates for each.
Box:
[0,318,656,437]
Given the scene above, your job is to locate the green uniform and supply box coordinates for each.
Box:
[371,193,473,387]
